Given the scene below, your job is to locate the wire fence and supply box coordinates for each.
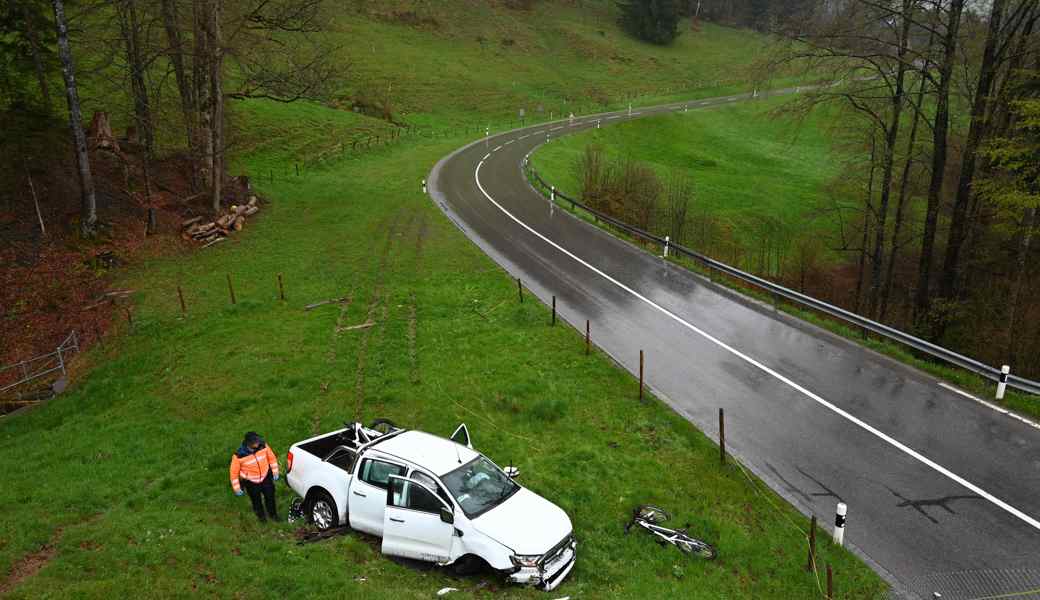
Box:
[0,331,79,399]
[522,163,1040,397]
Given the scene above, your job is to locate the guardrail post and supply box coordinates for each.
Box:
[997,365,1010,400]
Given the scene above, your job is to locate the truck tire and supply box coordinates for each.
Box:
[306,490,339,531]
[451,554,487,576]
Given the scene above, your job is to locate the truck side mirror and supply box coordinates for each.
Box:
[440,506,455,525]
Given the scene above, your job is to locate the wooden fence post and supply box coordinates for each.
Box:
[177,286,186,314]
[551,296,556,326]
[719,408,726,465]
[639,350,644,401]
[517,278,523,303]
[278,273,285,301]
[585,320,590,356]
[807,515,817,571]
[227,273,236,305]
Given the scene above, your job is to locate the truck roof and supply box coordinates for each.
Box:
[375,430,481,476]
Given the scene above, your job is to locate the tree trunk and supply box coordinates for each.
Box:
[939,0,1008,302]
[880,63,929,322]
[855,138,878,313]
[117,0,154,156]
[160,0,196,147]
[210,0,224,214]
[22,5,52,108]
[1006,207,1037,364]
[914,0,964,331]
[51,0,96,237]
[194,0,212,191]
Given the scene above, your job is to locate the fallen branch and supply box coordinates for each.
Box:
[304,297,350,311]
[337,321,375,332]
[201,237,225,249]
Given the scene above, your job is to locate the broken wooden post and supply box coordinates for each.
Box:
[517,278,523,303]
[227,273,236,305]
[177,286,186,314]
[278,273,285,301]
[719,408,726,466]
[826,564,833,599]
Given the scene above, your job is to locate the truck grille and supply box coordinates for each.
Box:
[538,533,574,568]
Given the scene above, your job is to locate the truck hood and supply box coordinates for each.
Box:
[472,488,572,555]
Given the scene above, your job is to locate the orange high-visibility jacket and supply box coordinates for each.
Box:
[229,446,280,493]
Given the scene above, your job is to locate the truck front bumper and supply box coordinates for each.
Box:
[507,538,577,592]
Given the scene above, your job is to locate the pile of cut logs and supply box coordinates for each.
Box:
[181,197,260,246]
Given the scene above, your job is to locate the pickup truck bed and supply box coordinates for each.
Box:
[296,430,360,472]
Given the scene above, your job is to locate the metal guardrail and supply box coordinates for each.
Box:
[0,331,79,396]
[524,165,1040,397]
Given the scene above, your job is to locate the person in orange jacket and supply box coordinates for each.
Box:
[230,432,280,522]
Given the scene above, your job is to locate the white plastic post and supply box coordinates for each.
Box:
[664,236,670,258]
[421,179,427,193]
[753,88,758,98]
[596,120,601,129]
[833,502,847,546]
[628,103,632,116]
[997,365,1010,400]
[551,186,556,202]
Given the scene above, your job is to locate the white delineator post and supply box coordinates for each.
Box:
[596,120,601,129]
[421,179,426,193]
[833,502,847,546]
[663,236,670,258]
[997,365,1010,400]
[551,186,556,203]
[628,103,632,116]
[485,126,490,147]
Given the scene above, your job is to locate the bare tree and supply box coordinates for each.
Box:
[51,0,97,237]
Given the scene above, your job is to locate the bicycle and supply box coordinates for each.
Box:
[624,504,718,560]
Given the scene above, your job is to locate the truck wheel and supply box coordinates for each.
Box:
[451,554,487,576]
[306,490,339,531]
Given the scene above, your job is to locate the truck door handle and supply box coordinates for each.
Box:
[389,517,405,523]
[353,491,367,498]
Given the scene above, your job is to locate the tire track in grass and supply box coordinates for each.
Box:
[408,214,428,387]
[352,210,413,421]
[313,292,354,435]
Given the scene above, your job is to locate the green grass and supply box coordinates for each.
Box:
[531,97,842,255]
[1,3,888,598]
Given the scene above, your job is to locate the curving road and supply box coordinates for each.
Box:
[427,89,1040,598]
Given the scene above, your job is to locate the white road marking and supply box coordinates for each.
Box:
[482,153,490,161]
[938,383,1040,431]
[606,116,620,120]
[472,160,1040,532]
[518,134,529,140]
[550,126,564,131]
[504,140,514,145]
[493,145,502,152]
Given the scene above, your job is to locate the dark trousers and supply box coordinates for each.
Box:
[241,471,277,521]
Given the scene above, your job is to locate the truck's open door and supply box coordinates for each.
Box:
[381,475,455,563]
[450,423,472,449]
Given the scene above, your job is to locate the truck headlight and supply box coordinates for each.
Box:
[510,554,542,568]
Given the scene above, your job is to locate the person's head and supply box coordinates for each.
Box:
[243,431,264,451]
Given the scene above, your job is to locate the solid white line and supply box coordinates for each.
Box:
[472,160,1040,532]
[550,126,564,131]
[504,140,514,145]
[938,383,1040,431]
[493,145,502,152]
[606,116,620,120]
[482,153,490,161]
[518,134,529,140]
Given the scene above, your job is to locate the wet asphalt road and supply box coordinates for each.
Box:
[427,89,1040,597]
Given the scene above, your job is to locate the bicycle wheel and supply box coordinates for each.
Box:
[635,504,670,524]
[674,534,717,560]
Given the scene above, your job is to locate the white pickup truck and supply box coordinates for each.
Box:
[285,420,576,591]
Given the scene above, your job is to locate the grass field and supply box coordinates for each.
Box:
[530,97,843,256]
[1,2,888,598]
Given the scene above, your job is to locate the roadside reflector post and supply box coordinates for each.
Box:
[517,278,523,303]
[663,235,670,259]
[807,514,817,571]
[833,502,847,546]
[551,186,556,203]
[227,273,236,305]
[996,365,1010,400]
[638,350,644,401]
[585,320,590,356]
[596,120,601,129]
[719,408,726,465]
[422,179,427,193]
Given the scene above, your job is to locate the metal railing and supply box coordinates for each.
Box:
[0,331,79,396]
[524,165,1040,397]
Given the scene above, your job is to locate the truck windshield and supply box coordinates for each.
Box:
[442,456,519,518]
